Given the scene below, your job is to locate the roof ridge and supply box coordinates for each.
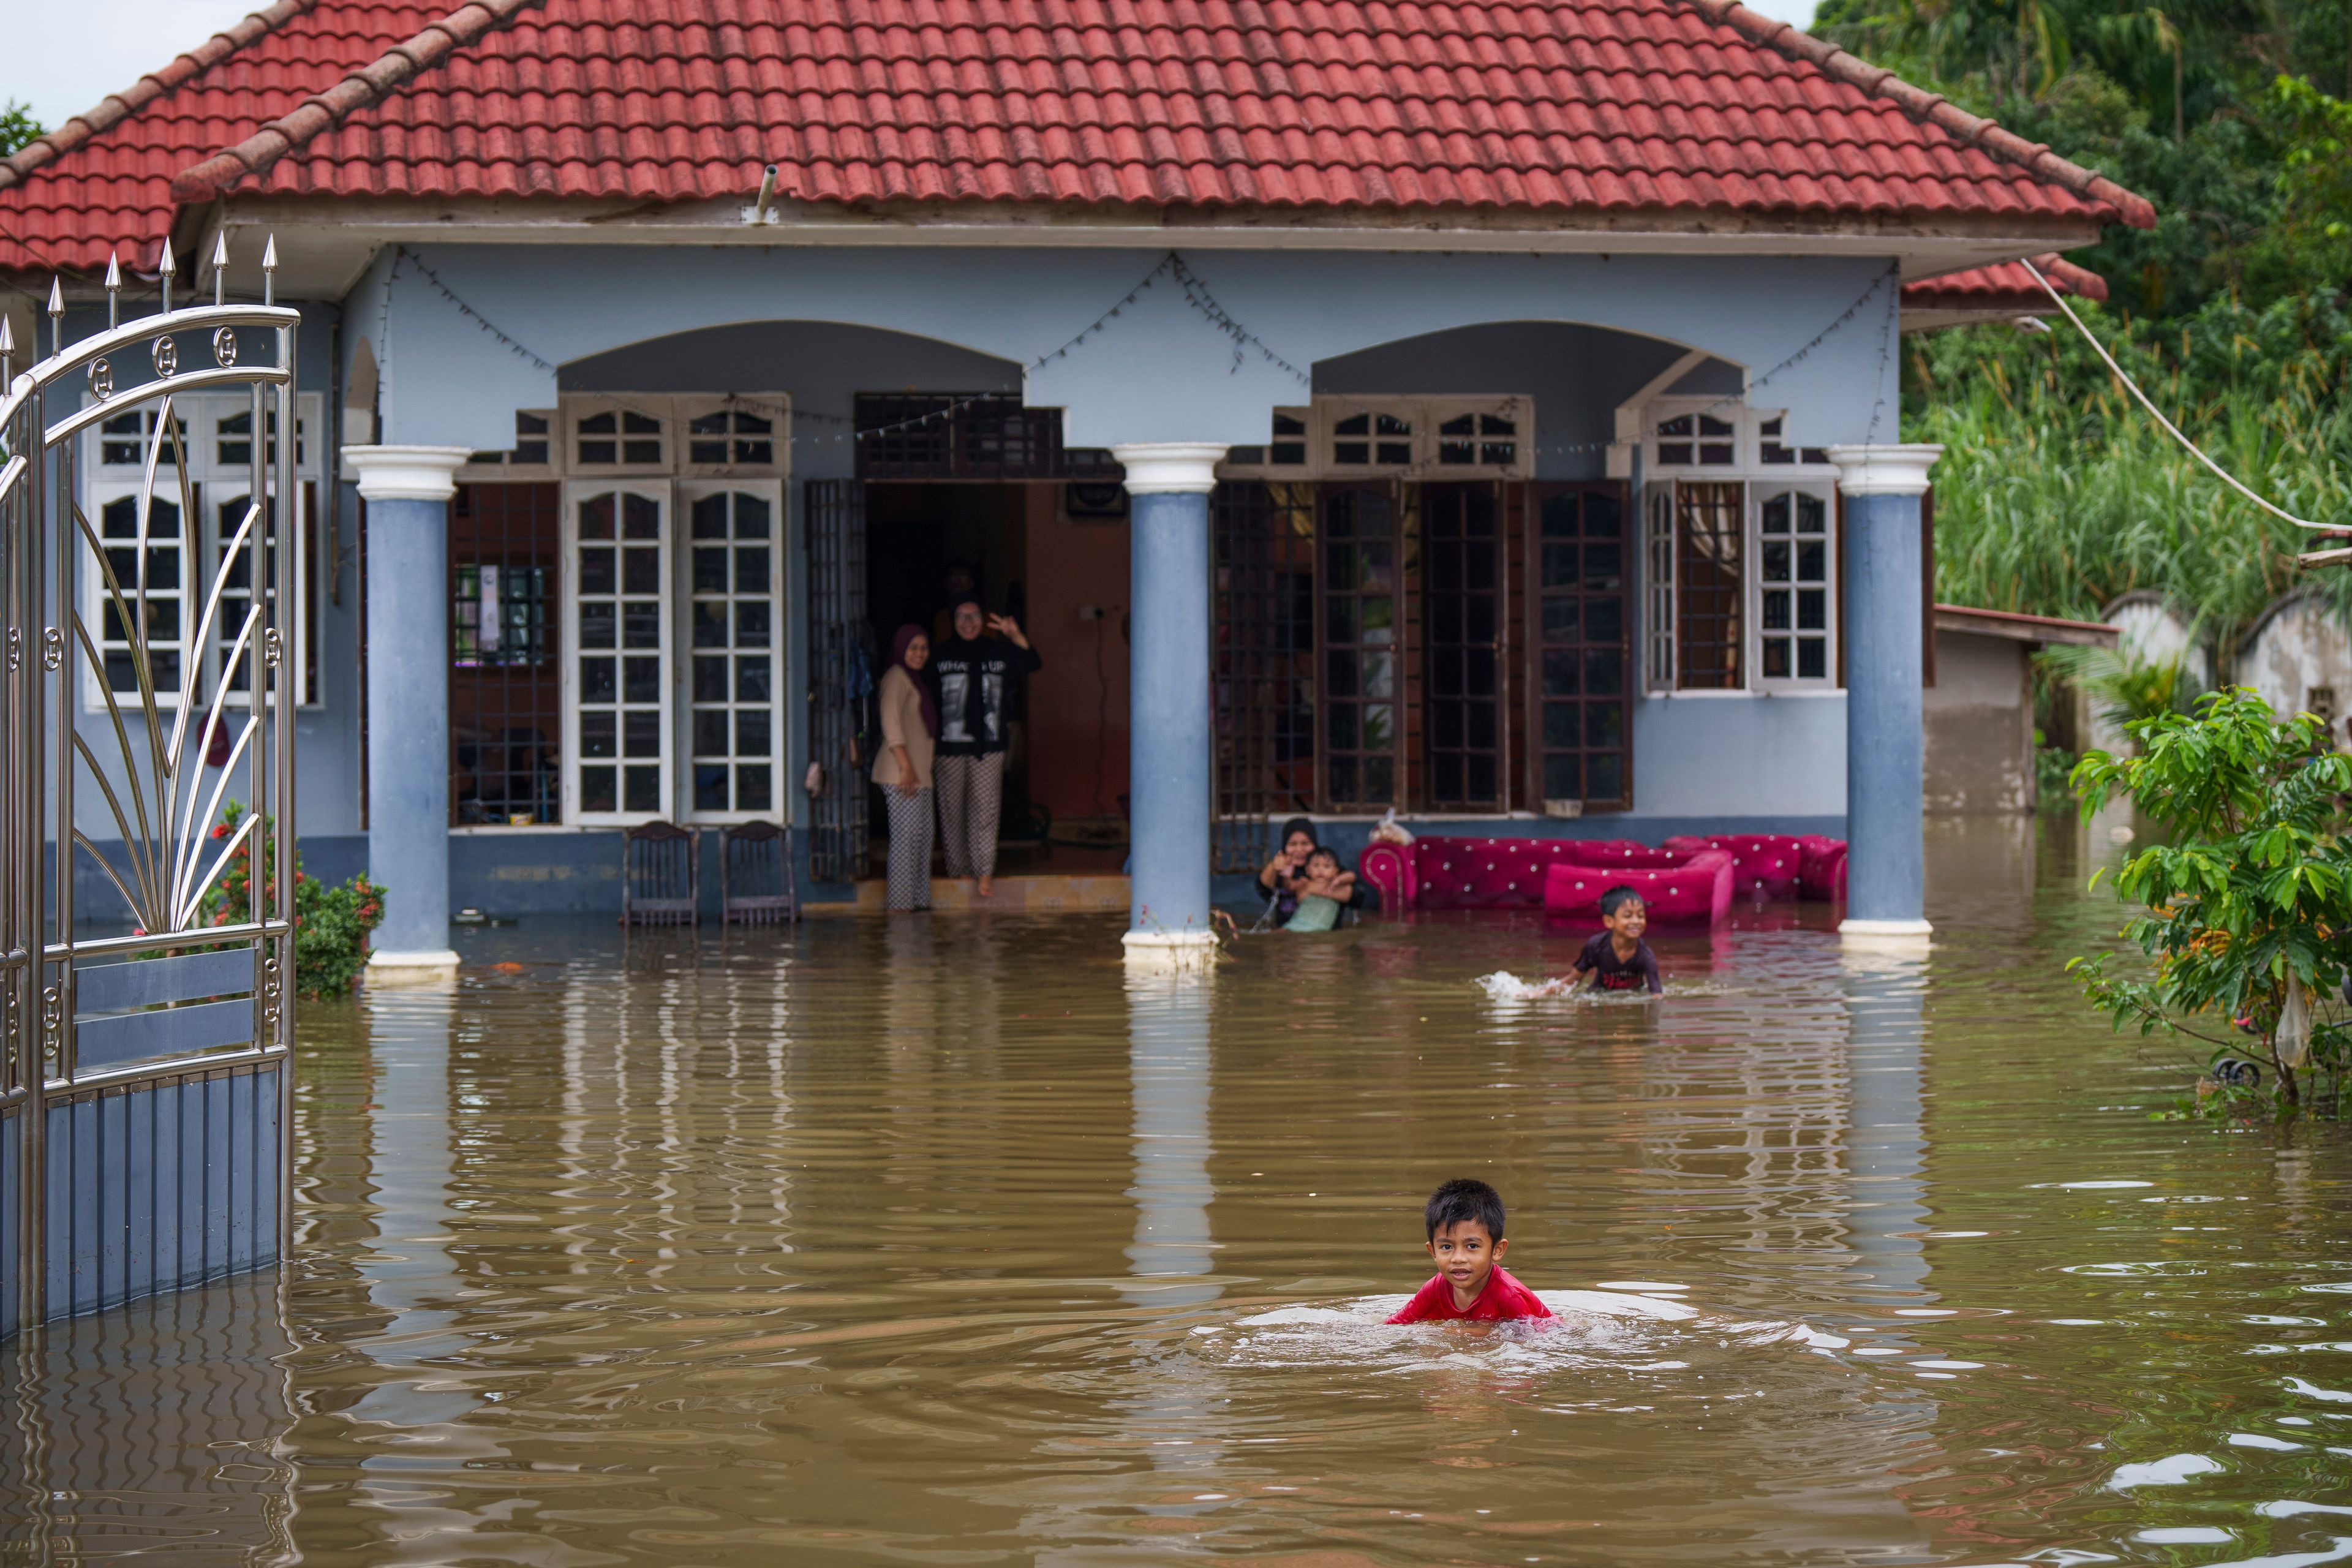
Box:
[170,0,546,203]
[1675,0,2157,231]
[0,0,318,195]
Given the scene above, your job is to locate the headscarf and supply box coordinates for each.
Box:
[891,624,939,736]
[1278,816,1318,863]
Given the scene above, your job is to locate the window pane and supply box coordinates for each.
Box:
[578,494,615,540]
[1544,650,1580,696]
[622,546,660,595]
[693,709,729,756]
[694,547,728,592]
[1586,703,1624,748]
[1544,701,1579,747]
[692,493,730,538]
[623,656,660,703]
[622,493,660,538]
[737,764,773,812]
[1543,597,1580,640]
[1544,753,1580,800]
[1588,754,1623,801]
[1798,589,1826,631]
[737,709,771,756]
[581,765,617,813]
[581,712,617,758]
[695,764,730,812]
[1762,638,1791,678]
[695,655,728,701]
[579,547,615,595]
[581,657,616,703]
[624,710,662,756]
[624,766,660,813]
[1798,638,1826,679]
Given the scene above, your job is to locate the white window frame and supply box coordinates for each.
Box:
[676,478,786,824]
[81,392,323,711]
[1749,480,1839,690]
[1218,396,1533,480]
[676,398,791,480]
[1638,402,1844,696]
[561,480,674,825]
[565,396,674,480]
[83,477,198,714]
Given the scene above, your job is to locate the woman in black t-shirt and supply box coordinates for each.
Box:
[929,598,1042,897]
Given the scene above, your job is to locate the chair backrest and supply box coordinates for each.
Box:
[622,821,699,926]
[721,821,797,925]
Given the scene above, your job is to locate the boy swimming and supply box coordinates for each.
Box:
[1569,884,1663,995]
[1387,1178,1553,1323]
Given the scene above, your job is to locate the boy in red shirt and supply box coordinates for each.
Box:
[1387,1178,1554,1324]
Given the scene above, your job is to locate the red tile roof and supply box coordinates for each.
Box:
[1903,254,2107,312]
[2,0,2155,279]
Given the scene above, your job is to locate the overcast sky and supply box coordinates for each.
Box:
[11,0,1819,131]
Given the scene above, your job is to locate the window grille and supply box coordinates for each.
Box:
[1534,486,1630,808]
[1320,486,1401,810]
[565,484,671,820]
[854,394,1074,480]
[1212,481,1316,870]
[451,483,561,824]
[1674,481,1746,689]
[805,478,870,881]
[1423,482,1504,810]
[1755,487,1834,683]
[684,483,782,819]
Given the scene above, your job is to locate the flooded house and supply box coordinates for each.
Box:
[0,0,2155,970]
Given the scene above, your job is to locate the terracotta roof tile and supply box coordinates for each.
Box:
[1902,254,2107,312]
[3,0,2152,277]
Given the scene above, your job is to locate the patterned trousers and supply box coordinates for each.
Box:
[935,752,1006,880]
[883,785,934,910]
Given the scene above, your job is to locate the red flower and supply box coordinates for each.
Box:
[210,823,229,840]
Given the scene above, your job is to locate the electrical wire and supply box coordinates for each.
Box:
[2022,257,2327,536]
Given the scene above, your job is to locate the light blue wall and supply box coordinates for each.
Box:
[364,247,1898,453]
[1630,695,1848,817]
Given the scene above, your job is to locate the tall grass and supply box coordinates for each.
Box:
[1917,288,2352,660]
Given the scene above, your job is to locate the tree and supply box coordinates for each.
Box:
[0,100,41,158]
[2068,688,2352,1115]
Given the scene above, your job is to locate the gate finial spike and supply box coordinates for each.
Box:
[46,277,63,357]
[1,313,14,382]
[105,251,122,328]
[211,232,229,306]
[261,234,277,306]
[157,235,176,315]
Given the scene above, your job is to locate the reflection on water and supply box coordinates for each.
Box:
[5,817,2351,1566]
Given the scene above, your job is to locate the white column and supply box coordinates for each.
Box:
[344,446,471,981]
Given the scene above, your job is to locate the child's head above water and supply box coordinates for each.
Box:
[1303,846,1343,880]
[1597,884,1648,938]
[1423,1177,1509,1298]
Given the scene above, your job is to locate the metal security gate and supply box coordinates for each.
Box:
[1210,481,1315,873]
[804,478,869,882]
[0,244,298,1336]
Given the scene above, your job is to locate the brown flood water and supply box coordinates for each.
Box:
[6,818,2351,1566]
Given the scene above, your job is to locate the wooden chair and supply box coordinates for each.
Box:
[720,821,797,926]
[620,821,698,926]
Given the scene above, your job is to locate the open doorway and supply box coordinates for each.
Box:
[858,481,1131,880]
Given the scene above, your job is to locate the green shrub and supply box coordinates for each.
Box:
[198,801,386,1000]
[2068,688,2352,1116]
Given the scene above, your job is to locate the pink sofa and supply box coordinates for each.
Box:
[1543,851,1733,924]
[1357,832,1846,921]
[1665,832,1847,902]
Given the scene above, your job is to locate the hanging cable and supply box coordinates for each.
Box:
[2021,258,2330,543]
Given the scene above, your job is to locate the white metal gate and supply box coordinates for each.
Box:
[0,241,298,1335]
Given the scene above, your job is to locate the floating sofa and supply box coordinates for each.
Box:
[1357,832,1845,922]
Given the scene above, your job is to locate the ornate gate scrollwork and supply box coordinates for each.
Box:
[0,236,298,1335]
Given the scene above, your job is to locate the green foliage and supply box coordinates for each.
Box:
[2036,644,2201,737]
[198,800,386,1000]
[2067,688,2352,1115]
[1911,288,2352,639]
[0,100,40,158]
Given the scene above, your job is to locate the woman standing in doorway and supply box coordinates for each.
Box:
[875,625,938,912]
[930,598,1042,899]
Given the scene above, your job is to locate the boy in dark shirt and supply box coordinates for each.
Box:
[1570,884,1664,995]
[1389,1178,1553,1324]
